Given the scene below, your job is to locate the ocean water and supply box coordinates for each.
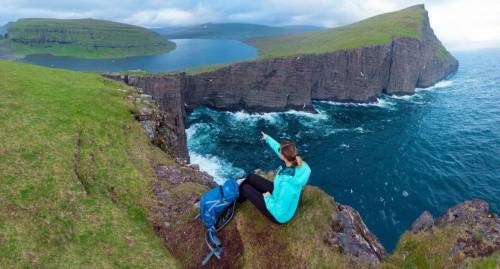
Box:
[186,48,500,251]
[20,39,257,72]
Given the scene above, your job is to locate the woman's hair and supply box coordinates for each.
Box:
[279,140,303,166]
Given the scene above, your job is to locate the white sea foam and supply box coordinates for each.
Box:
[185,122,205,139]
[225,107,328,125]
[353,127,366,133]
[416,80,454,92]
[320,98,396,109]
[228,110,280,124]
[327,126,366,135]
[388,94,419,101]
[189,152,245,185]
[284,109,329,120]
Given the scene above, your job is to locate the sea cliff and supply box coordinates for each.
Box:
[97,6,500,269]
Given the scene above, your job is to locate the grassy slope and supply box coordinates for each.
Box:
[0,60,179,268]
[157,23,323,40]
[4,18,175,59]
[248,5,425,59]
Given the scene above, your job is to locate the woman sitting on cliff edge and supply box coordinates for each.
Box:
[237,132,311,224]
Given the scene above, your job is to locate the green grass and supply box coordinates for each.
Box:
[183,63,235,75]
[4,18,175,59]
[248,5,426,59]
[0,60,179,268]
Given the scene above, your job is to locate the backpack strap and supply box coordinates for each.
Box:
[202,229,224,266]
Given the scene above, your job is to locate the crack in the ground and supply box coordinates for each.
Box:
[73,130,90,194]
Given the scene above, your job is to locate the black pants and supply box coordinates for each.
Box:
[237,173,280,224]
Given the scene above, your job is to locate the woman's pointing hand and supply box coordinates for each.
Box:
[261,131,267,140]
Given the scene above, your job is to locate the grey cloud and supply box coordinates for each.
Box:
[0,0,499,50]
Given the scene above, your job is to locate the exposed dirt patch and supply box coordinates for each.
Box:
[149,163,244,268]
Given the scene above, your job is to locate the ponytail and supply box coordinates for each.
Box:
[280,141,303,167]
[294,155,303,167]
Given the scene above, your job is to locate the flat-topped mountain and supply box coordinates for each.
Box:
[153,22,324,40]
[1,18,175,59]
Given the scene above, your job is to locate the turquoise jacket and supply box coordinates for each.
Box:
[263,135,311,223]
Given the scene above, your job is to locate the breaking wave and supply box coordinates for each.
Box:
[319,98,396,109]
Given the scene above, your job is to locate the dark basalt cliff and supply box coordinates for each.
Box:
[188,13,456,109]
[112,74,190,162]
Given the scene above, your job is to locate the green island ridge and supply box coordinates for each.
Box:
[1,60,498,268]
[0,18,175,59]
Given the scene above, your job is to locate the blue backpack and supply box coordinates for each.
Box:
[198,179,239,266]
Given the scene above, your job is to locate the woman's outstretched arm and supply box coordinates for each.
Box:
[261,131,281,159]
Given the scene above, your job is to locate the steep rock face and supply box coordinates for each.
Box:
[416,10,459,88]
[186,44,393,109]
[185,57,317,112]
[104,73,189,162]
[386,11,459,94]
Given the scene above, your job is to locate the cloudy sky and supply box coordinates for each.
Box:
[1,0,499,51]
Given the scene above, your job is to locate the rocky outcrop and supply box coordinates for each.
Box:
[433,200,500,257]
[328,204,388,264]
[387,199,500,268]
[409,210,434,232]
